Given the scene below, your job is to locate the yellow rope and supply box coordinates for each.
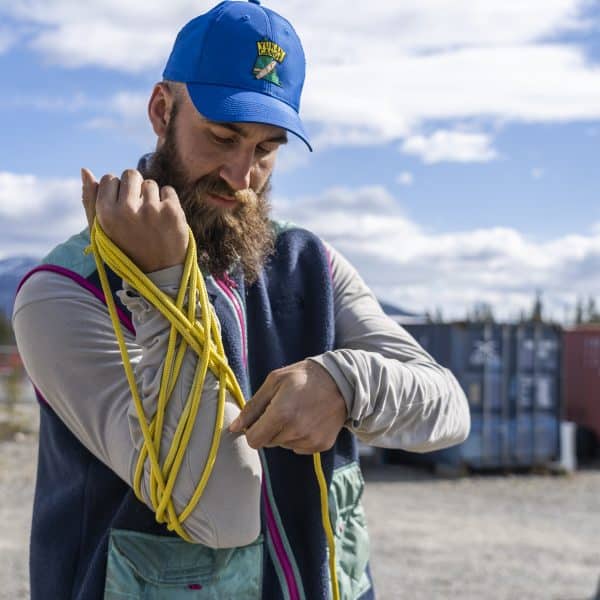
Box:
[88,220,339,598]
[314,453,340,600]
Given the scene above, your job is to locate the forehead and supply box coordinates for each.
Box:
[175,86,287,143]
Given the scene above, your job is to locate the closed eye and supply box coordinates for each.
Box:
[212,132,236,145]
[256,144,276,156]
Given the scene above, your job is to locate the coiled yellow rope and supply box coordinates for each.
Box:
[88,220,339,600]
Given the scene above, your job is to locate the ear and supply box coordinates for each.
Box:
[148,83,175,139]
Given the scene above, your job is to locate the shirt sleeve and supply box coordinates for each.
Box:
[12,267,261,548]
[308,243,471,451]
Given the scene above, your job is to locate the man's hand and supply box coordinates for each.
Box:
[81,167,189,273]
[229,360,348,454]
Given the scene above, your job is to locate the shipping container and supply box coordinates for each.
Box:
[563,327,600,448]
[388,323,562,470]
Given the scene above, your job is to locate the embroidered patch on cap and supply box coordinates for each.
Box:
[253,39,286,86]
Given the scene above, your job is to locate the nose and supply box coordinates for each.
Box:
[219,149,254,192]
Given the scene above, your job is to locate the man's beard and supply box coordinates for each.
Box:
[145,115,275,284]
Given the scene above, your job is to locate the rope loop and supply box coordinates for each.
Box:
[89,220,339,598]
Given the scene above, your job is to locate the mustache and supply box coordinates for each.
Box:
[144,124,275,283]
[188,175,258,206]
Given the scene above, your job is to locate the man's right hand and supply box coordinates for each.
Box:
[81,168,189,273]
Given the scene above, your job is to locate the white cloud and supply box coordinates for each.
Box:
[290,0,588,55]
[397,172,414,186]
[273,136,310,173]
[0,27,19,53]
[1,1,598,148]
[303,44,600,146]
[531,167,545,179]
[272,185,600,322]
[83,91,155,144]
[2,170,598,323]
[31,22,173,72]
[3,88,157,147]
[0,172,85,258]
[3,1,212,72]
[401,130,498,164]
[310,124,392,149]
[5,0,588,69]
[4,92,90,112]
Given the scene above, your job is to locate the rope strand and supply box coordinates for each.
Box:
[89,220,339,599]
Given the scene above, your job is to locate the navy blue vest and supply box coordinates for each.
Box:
[25,227,374,599]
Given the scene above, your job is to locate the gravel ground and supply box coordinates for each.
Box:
[1,403,599,600]
[0,404,38,600]
[362,463,600,600]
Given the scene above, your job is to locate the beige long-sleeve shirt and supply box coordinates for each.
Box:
[13,239,470,548]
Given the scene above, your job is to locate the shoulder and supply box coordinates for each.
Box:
[267,220,330,273]
[271,219,319,242]
[42,228,96,278]
[14,229,98,317]
[270,219,328,256]
[269,221,364,289]
[14,268,98,320]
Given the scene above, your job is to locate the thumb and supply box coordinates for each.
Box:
[81,167,98,229]
[229,380,276,433]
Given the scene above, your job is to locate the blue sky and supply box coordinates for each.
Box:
[1,0,599,321]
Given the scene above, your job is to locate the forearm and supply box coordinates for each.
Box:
[13,269,261,547]
[310,349,470,451]
[322,242,470,450]
[121,266,262,545]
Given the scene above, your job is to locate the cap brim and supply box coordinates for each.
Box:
[186,83,312,152]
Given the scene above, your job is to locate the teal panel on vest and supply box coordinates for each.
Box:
[42,227,96,278]
[104,529,263,599]
[328,462,372,599]
[271,219,297,237]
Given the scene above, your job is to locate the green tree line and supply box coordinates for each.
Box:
[575,297,600,325]
[0,310,15,344]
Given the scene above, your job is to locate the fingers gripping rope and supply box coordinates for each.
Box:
[88,221,339,600]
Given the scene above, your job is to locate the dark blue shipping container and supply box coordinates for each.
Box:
[390,323,562,469]
[433,412,560,468]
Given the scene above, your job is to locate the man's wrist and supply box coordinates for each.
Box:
[306,354,353,421]
[144,264,185,288]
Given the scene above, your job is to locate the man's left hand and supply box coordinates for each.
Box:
[229,360,347,454]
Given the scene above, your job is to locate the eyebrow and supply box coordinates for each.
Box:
[211,121,288,145]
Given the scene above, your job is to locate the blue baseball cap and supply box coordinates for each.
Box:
[163,0,312,151]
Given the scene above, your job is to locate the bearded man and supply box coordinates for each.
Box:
[12,1,470,599]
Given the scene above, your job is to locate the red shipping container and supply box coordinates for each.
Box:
[564,327,600,442]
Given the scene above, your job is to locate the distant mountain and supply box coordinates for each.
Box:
[0,256,39,318]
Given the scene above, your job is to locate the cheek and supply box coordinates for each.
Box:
[252,156,276,190]
[175,130,222,176]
